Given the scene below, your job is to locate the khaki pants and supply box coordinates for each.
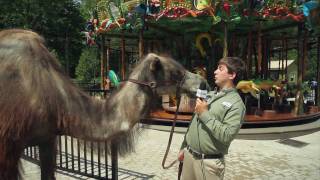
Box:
[181,149,225,180]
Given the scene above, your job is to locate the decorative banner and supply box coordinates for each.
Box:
[163,0,192,9]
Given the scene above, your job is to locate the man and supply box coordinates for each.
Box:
[178,57,246,180]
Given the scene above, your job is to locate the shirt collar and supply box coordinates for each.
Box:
[221,87,237,93]
[207,87,236,99]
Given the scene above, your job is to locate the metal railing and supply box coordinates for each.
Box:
[22,136,118,180]
[22,87,118,179]
[22,87,154,179]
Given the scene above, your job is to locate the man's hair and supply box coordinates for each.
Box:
[219,57,246,85]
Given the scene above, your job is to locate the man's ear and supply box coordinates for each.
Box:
[229,72,236,80]
[150,57,162,72]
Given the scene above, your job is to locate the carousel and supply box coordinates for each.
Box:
[85,0,320,126]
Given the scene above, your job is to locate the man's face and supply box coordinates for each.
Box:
[214,63,235,88]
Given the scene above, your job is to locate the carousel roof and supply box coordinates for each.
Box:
[87,0,319,35]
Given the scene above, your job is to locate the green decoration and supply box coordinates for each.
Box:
[108,70,120,87]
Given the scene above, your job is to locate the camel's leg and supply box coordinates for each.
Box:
[0,141,21,180]
[39,138,56,180]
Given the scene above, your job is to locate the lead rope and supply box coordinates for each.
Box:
[161,85,182,169]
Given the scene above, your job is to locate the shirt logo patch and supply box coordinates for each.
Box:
[222,102,232,108]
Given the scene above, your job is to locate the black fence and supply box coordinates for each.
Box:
[22,136,118,180]
[22,87,118,179]
[21,86,155,179]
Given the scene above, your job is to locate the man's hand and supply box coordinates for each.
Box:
[195,98,208,114]
[178,150,184,161]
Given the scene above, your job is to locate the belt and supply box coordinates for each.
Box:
[187,146,223,159]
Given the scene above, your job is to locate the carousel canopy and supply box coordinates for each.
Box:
[84,0,319,37]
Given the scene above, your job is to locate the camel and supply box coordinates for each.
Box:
[0,29,206,179]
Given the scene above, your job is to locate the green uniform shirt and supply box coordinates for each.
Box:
[181,88,246,155]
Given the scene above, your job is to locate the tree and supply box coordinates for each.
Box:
[75,47,100,83]
[0,0,85,77]
[79,0,97,20]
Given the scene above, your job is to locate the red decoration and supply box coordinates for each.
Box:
[275,6,288,15]
[286,13,304,22]
[259,5,304,22]
[97,18,126,33]
[155,7,208,20]
[223,2,231,16]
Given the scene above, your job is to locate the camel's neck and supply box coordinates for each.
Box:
[62,81,152,141]
[96,82,152,140]
[58,88,105,140]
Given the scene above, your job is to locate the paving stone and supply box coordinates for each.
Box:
[21,126,320,179]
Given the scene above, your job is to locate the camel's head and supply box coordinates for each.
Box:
[136,53,209,96]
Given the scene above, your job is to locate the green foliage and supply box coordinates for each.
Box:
[75,47,100,83]
[305,47,318,81]
[287,49,298,60]
[279,48,317,82]
[79,0,97,20]
[0,0,85,77]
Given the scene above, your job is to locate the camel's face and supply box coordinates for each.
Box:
[180,71,209,96]
[146,53,208,96]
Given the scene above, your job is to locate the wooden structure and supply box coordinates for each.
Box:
[144,108,320,125]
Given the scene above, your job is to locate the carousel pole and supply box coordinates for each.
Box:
[257,22,262,74]
[294,24,304,115]
[230,34,234,56]
[139,30,144,59]
[247,30,252,78]
[267,38,271,79]
[223,21,228,58]
[278,47,281,79]
[263,35,270,79]
[317,36,320,107]
[121,31,126,80]
[261,35,266,79]
[285,37,288,80]
[100,35,106,90]
[139,6,146,59]
[106,39,110,73]
[281,34,285,80]
[302,30,308,79]
[262,35,268,79]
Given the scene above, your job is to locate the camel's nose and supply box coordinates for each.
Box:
[205,81,211,91]
[199,78,210,91]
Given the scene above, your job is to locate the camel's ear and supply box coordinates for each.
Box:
[150,57,162,72]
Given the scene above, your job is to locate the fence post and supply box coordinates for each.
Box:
[111,140,118,180]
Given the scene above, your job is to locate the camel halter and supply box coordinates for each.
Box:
[161,73,187,170]
[127,71,186,93]
[127,72,186,169]
[160,85,182,169]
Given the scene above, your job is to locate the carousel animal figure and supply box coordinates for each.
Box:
[0,29,206,179]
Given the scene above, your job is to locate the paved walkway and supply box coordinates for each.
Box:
[22,121,320,179]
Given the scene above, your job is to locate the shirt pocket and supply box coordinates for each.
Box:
[209,104,231,122]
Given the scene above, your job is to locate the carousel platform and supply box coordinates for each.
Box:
[142,107,320,128]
